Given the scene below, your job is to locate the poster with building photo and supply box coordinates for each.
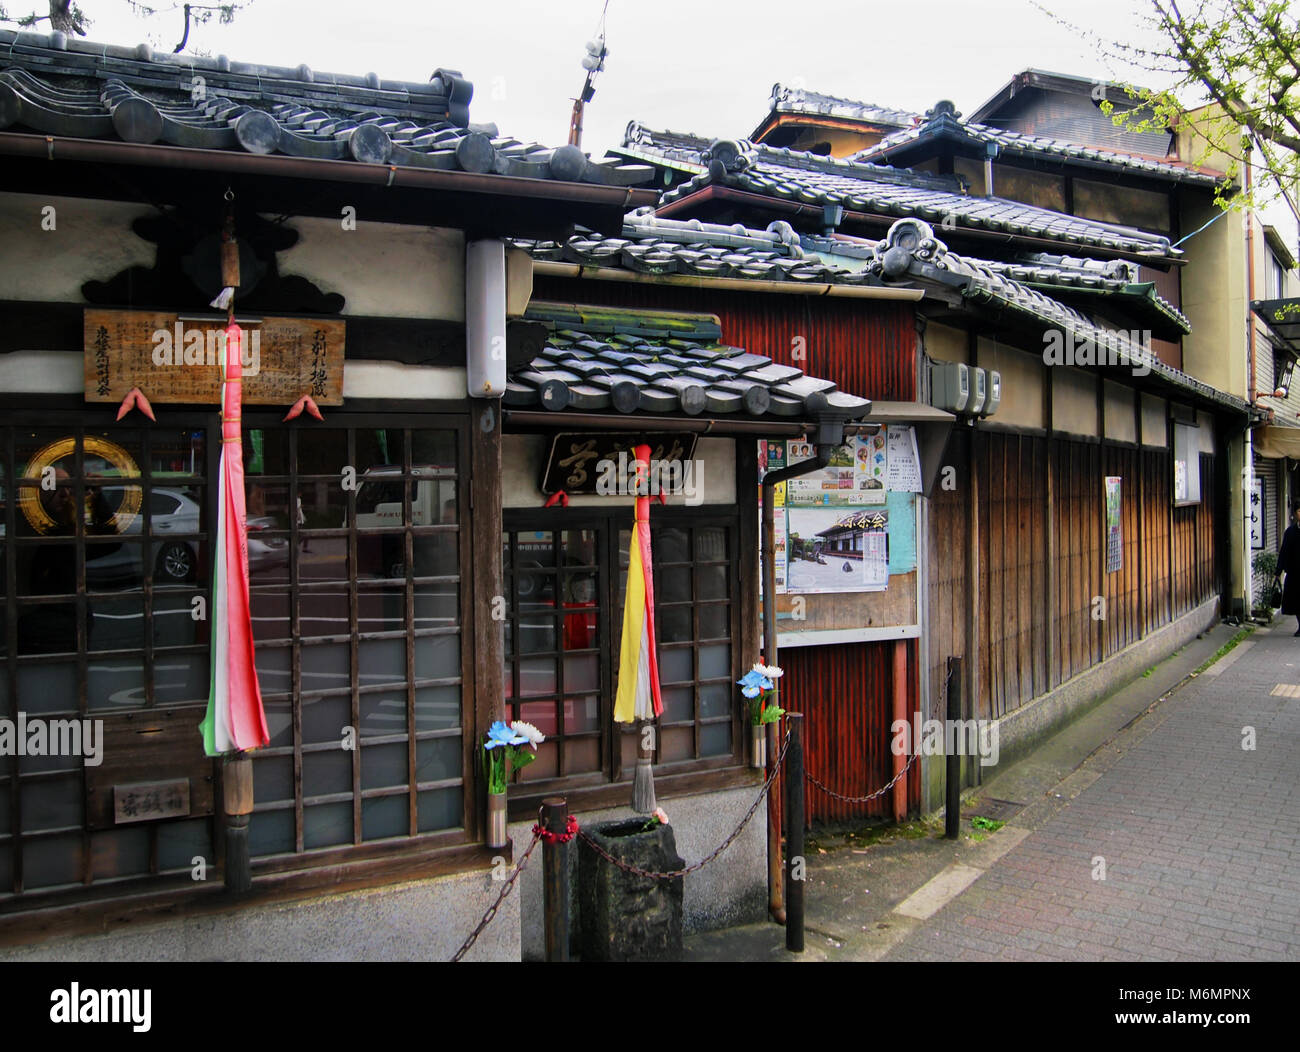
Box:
[784,506,889,594]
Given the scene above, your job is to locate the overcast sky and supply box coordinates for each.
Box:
[77,0,1177,156]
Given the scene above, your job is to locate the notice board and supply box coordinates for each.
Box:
[761,428,921,646]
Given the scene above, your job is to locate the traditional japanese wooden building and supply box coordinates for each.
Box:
[605,118,1252,815]
[0,29,709,960]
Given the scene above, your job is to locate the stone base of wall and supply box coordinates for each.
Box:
[922,597,1221,808]
[0,868,521,963]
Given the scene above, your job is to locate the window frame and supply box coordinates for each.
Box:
[501,502,747,817]
[239,410,477,875]
[0,406,483,908]
[1,407,220,901]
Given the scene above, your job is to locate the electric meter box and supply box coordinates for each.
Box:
[929,361,969,413]
[967,367,987,415]
[981,370,1001,417]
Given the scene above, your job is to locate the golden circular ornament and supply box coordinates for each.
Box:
[19,436,142,535]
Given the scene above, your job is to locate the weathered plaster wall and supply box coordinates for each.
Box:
[0,192,154,301]
[1141,393,1168,447]
[977,337,1044,429]
[0,349,466,401]
[1051,368,1098,437]
[1103,380,1136,444]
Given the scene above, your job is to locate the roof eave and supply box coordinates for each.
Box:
[656,183,1183,267]
[0,130,657,234]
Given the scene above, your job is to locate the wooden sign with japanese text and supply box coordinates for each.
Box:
[113,779,192,824]
[83,309,345,406]
[541,432,699,495]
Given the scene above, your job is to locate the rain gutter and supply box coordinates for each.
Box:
[0,131,659,209]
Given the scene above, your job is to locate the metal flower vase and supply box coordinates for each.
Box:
[487,791,508,849]
[751,723,766,769]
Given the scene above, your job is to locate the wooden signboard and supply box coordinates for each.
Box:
[114,779,192,825]
[541,432,699,495]
[84,309,345,407]
[83,709,214,830]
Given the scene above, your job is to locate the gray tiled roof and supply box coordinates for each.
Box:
[505,305,871,421]
[638,134,1179,259]
[857,106,1224,188]
[764,84,918,129]
[0,30,651,185]
[513,212,1237,412]
[870,218,1241,411]
[973,253,1191,332]
[618,122,709,172]
[511,213,880,285]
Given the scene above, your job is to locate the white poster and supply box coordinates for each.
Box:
[885,426,922,492]
[1249,478,1264,550]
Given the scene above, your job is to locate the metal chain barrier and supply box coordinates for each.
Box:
[804,749,919,803]
[449,825,543,963]
[575,728,793,881]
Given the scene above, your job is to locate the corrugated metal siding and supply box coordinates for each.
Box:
[780,640,921,825]
[530,277,917,401]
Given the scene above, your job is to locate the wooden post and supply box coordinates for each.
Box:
[223,753,254,894]
[891,638,908,822]
[945,657,962,840]
[784,712,805,953]
[966,424,980,795]
[541,796,570,963]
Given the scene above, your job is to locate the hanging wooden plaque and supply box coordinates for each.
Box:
[83,309,345,407]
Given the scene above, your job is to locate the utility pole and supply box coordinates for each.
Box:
[568,35,607,149]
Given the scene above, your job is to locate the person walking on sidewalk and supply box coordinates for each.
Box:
[1276,506,1300,635]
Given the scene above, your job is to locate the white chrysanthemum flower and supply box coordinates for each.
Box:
[510,720,545,748]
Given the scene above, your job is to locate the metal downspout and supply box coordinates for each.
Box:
[761,442,834,924]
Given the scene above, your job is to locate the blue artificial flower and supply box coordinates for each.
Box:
[741,685,762,698]
[738,669,767,690]
[484,720,527,749]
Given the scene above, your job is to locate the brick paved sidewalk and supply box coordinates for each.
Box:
[886,625,1300,961]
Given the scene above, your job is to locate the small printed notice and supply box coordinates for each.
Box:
[1105,476,1122,574]
[885,426,922,492]
[862,528,889,591]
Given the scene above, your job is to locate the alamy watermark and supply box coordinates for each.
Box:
[0,713,104,766]
[151,323,261,376]
[595,452,703,506]
[890,710,999,767]
[1043,327,1154,378]
[50,983,150,1032]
